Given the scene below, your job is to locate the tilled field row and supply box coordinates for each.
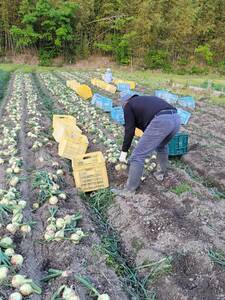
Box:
[0,73,128,300]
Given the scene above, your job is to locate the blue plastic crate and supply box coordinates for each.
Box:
[119,91,141,100]
[155,90,178,104]
[155,90,169,98]
[178,96,195,109]
[168,132,189,156]
[91,93,100,105]
[165,93,178,104]
[177,108,191,125]
[111,106,125,125]
[117,83,131,92]
[91,94,113,112]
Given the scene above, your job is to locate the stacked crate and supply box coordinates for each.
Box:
[52,114,109,193]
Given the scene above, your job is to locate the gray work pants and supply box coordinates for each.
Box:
[129,113,181,167]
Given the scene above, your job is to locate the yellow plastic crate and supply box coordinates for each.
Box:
[67,80,93,100]
[66,80,80,90]
[76,85,93,100]
[53,115,76,129]
[113,78,136,89]
[58,135,88,160]
[91,78,116,94]
[72,152,109,192]
[135,128,143,137]
[53,124,82,143]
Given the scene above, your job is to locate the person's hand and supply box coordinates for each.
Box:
[119,151,127,163]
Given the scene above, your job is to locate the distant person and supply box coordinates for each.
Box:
[112,93,181,197]
[103,68,113,83]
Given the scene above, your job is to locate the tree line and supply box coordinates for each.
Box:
[0,0,225,73]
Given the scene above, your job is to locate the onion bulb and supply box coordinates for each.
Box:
[54,229,65,241]
[6,223,18,234]
[62,287,79,300]
[44,230,55,241]
[9,292,22,300]
[32,202,39,209]
[56,169,63,175]
[59,193,67,200]
[11,254,24,267]
[49,196,58,205]
[5,247,15,257]
[20,283,33,296]
[98,294,110,300]
[0,236,13,247]
[20,224,31,234]
[56,218,65,229]
[9,177,19,187]
[0,266,8,281]
[12,274,29,288]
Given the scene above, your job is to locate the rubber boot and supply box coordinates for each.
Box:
[111,163,144,197]
[153,151,168,182]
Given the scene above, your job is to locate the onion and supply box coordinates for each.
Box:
[56,218,65,229]
[12,274,28,288]
[13,166,21,174]
[59,193,67,200]
[0,236,13,247]
[9,292,22,300]
[150,162,157,169]
[56,169,63,175]
[64,215,72,224]
[20,283,33,296]
[0,266,8,281]
[49,196,58,205]
[54,229,65,241]
[70,233,81,244]
[9,176,19,187]
[32,202,39,209]
[11,254,24,267]
[44,230,55,241]
[0,158,4,164]
[98,294,110,300]
[46,224,56,232]
[18,200,27,208]
[6,223,18,234]
[20,224,31,234]
[62,287,79,299]
[5,247,15,256]
[115,164,121,171]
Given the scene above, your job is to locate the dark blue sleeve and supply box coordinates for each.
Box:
[122,104,136,152]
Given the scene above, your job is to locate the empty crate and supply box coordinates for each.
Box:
[168,132,189,156]
[177,108,191,125]
[117,83,131,92]
[58,134,88,160]
[91,94,113,112]
[178,96,195,109]
[111,106,125,124]
[72,152,109,192]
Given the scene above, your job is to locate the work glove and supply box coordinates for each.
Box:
[119,151,127,163]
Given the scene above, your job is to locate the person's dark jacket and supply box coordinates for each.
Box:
[122,95,176,152]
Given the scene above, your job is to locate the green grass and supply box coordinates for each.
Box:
[137,256,173,283]
[170,183,192,195]
[0,69,11,103]
[208,249,225,266]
